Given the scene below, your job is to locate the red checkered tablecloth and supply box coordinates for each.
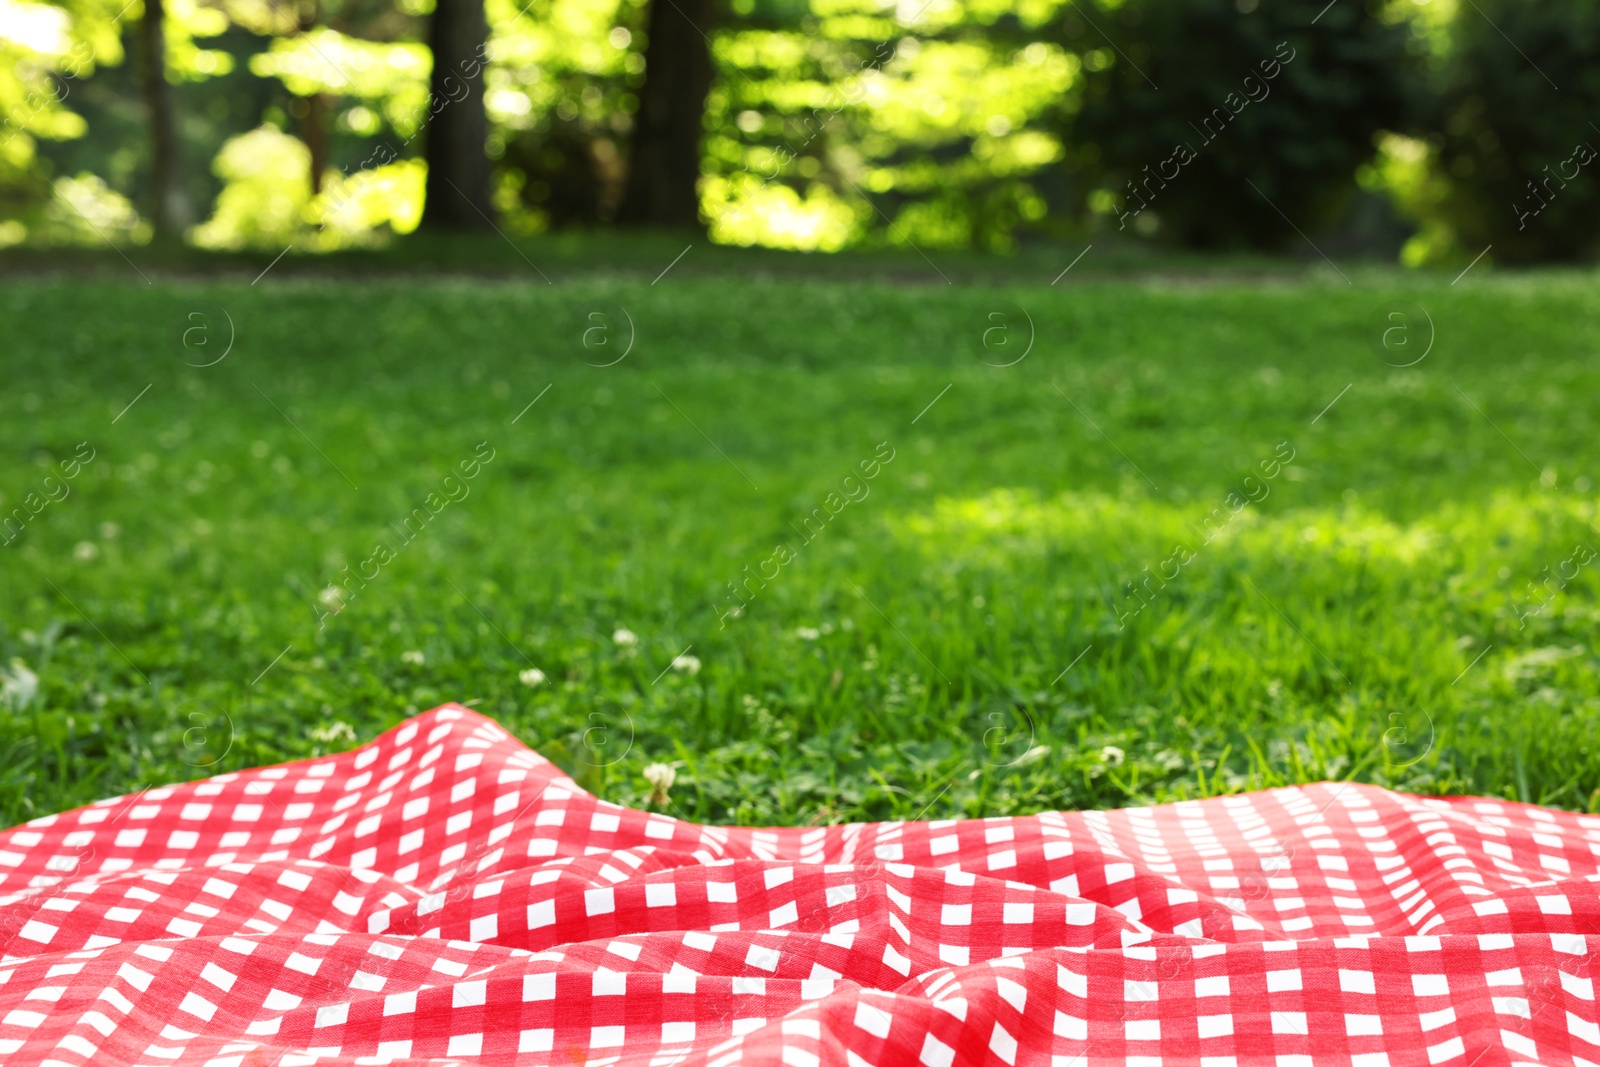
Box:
[1,704,1596,1066]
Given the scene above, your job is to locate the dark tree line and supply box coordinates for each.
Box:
[132,0,714,236]
[387,0,717,231]
[123,0,1600,258]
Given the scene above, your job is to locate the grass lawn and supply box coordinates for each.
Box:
[3,253,1599,829]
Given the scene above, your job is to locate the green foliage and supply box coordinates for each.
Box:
[1069,0,1414,248]
[4,261,1600,827]
[706,10,1077,251]
[488,0,644,229]
[187,125,424,249]
[248,30,430,131]
[0,0,125,237]
[9,0,1600,261]
[1422,0,1600,263]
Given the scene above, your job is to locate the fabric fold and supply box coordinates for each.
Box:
[0,703,1596,1066]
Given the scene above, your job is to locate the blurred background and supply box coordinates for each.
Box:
[2,0,1596,265]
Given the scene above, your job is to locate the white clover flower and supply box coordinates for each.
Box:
[612,628,638,647]
[519,667,546,687]
[0,659,39,712]
[795,627,820,641]
[73,541,98,562]
[310,721,357,746]
[1099,745,1125,766]
[643,762,676,805]
[671,654,701,676]
[319,586,346,613]
[401,650,425,665]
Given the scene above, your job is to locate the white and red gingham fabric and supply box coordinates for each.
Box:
[1,704,1598,1067]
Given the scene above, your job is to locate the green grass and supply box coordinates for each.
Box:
[4,257,1600,829]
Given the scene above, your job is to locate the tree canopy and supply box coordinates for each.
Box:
[1,0,1596,263]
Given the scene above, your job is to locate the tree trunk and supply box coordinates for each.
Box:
[420,0,493,231]
[291,4,327,200]
[139,0,191,239]
[304,93,329,197]
[617,0,715,228]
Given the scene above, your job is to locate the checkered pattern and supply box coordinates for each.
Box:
[1,705,1597,1066]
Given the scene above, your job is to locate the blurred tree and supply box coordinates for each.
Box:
[485,0,642,230]
[190,0,336,199]
[138,0,194,236]
[698,0,1077,252]
[1067,0,1413,249]
[291,1,330,197]
[17,0,1528,262]
[0,0,136,243]
[616,0,716,227]
[1420,0,1600,263]
[421,0,493,229]
[500,113,626,225]
[235,0,432,242]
